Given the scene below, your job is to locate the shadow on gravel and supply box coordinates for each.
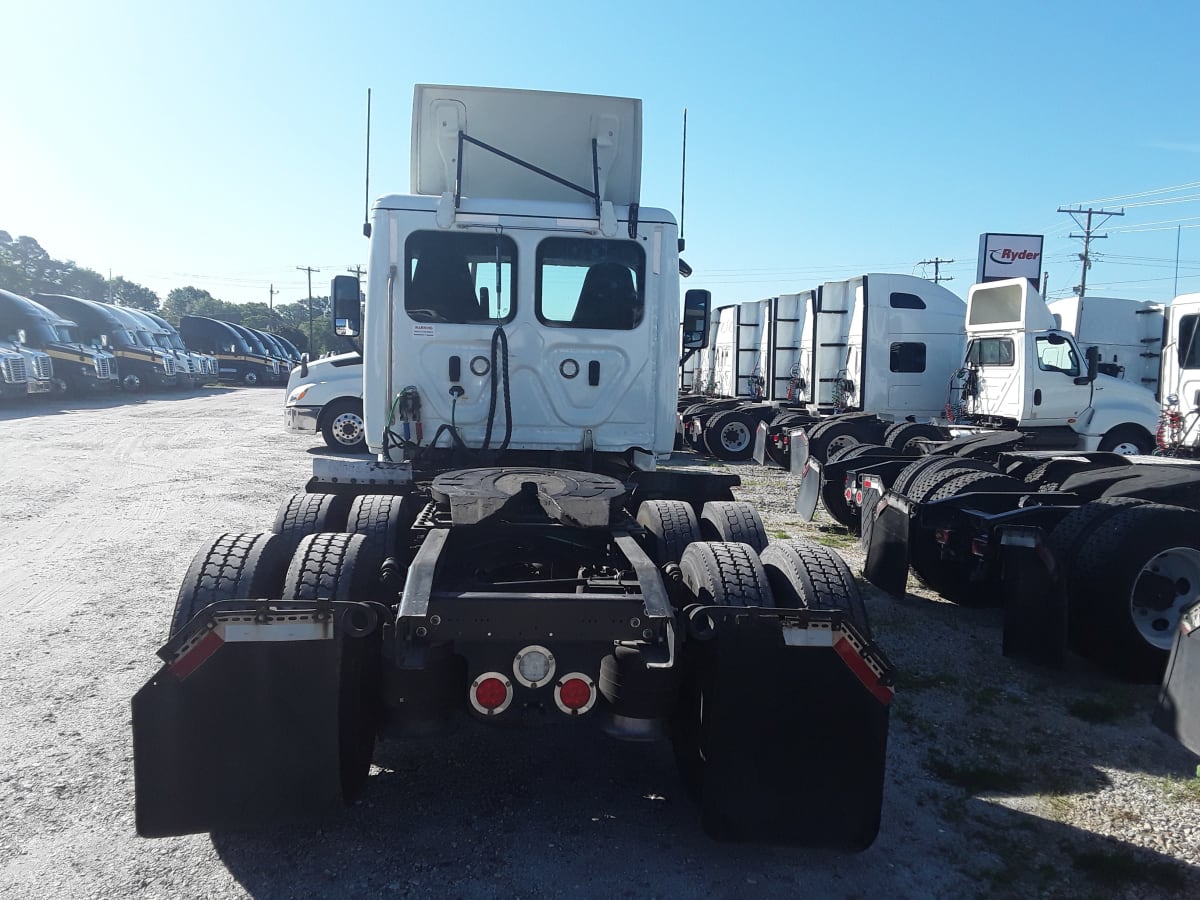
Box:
[209,719,1199,899]
[0,384,279,420]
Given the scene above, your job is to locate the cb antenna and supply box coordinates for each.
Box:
[362,88,372,238]
[679,107,687,252]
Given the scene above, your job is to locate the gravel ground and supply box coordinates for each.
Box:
[0,387,1197,899]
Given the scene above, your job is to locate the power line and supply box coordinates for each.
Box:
[917,257,954,284]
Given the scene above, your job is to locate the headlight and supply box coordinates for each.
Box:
[286,385,312,405]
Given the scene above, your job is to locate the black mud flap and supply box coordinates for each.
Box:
[997,526,1069,668]
[863,493,911,598]
[793,458,821,520]
[689,608,892,850]
[132,602,381,837]
[1155,602,1200,756]
[752,421,769,465]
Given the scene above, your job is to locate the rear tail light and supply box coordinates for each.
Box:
[935,527,952,546]
[470,673,513,715]
[554,673,597,715]
[971,537,989,558]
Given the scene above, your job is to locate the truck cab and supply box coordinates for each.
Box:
[957,278,1158,453]
[179,315,276,385]
[0,289,118,393]
[0,333,54,397]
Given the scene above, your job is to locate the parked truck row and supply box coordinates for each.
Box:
[0,288,303,398]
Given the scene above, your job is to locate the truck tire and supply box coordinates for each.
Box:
[1046,497,1146,586]
[273,492,354,541]
[699,501,768,553]
[907,459,997,503]
[910,471,1024,606]
[759,539,870,637]
[170,531,292,638]
[883,422,947,454]
[827,442,887,464]
[282,532,371,603]
[346,493,421,597]
[280,531,378,802]
[1098,425,1153,456]
[679,541,776,608]
[321,398,368,453]
[703,410,758,461]
[890,456,946,496]
[806,418,880,466]
[821,444,887,530]
[637,499,702,565]
[1066,502,1200,681]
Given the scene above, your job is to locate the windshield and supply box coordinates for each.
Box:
[536,237,645,330]
[52,323,80,343]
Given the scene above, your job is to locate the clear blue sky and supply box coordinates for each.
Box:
[5,0,1199,309]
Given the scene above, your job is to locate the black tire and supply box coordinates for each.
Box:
[890,456,946,496]
[1064,502,1200,681]
[321,398,368,453]
[924,470,1024,503]
[703,410,758,461]
[678,541,776,607]
[907,459,997,503]
[637,499,702,565]
[806,418,882,466]
[273,492,354,541]
[820,476,861,530]
[699,501,768,553]
[280,531,378,801]
[759,539,870,636]
[1097,425,1153,455]
[827,442,887,464]
[281,532,371,602]
[170,531,292,637]
[883,422,947,454]
[346,493,420,598]
[1046,497,1147,586]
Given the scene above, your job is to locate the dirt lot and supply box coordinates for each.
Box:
[0,387,1197,899]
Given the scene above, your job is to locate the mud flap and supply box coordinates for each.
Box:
[997,526,1068,668]
[688,608,892,850]
[1155,602,1200,756]
[132,602,380,837]
[863,493,911,598]
[788,427,810,475]
[752,421,769,466]
[793,458,821,520]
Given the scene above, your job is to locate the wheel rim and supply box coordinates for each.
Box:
[245,372,258,385]
[719,421,751,453]
[1110,441,1142,455]
[332,412,365,446]
[1130,546,1200,649]
[826,433,860,457]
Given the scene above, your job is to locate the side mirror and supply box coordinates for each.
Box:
[1081,345,1099,384]
[331,274,361,337]
[16,329,26,344]
[682,289,711,351]
[300,352,309,379]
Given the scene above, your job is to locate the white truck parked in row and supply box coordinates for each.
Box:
[284,351,367,452]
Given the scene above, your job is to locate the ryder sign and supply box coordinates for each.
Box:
[977,233,1044,287]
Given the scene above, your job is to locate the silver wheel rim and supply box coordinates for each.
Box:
[1130,546,1200,649]
[827,433,860,457]
[245,372,258,385]
[332,412,365,446]
[1110,441,1142,455]
[719,421,751,453]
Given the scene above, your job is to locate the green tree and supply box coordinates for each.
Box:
[161,286,239,324]
[110,277,161,311]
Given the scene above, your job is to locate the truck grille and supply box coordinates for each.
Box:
[271,359,281,375]
[94,356,115,379]
[32,355,52,380]
[163,356,177,376]
[1,357,27,384]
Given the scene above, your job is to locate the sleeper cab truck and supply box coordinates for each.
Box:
[143,310,219,386]
[226,321,284,385]
[36,294,178,391]
[0,289,118,393]
[0,336,54,397]
[179,315,276,386]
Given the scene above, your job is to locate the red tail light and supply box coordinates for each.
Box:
[470,673,513,715]
[554,674,597,715]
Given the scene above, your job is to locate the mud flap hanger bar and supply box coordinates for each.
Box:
[455,130,603,219]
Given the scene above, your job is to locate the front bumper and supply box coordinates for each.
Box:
[285,405,321,434]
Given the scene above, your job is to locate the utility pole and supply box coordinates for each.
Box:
[918,258,954,284]
[347,265,365,279]
[296,266,320,351]
[269,283,278,311]
[1057,205,1124,298]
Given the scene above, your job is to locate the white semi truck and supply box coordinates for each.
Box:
[132,84,894,847]
[284,351,367,452]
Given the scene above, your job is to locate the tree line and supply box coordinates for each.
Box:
[0,230,347,355]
